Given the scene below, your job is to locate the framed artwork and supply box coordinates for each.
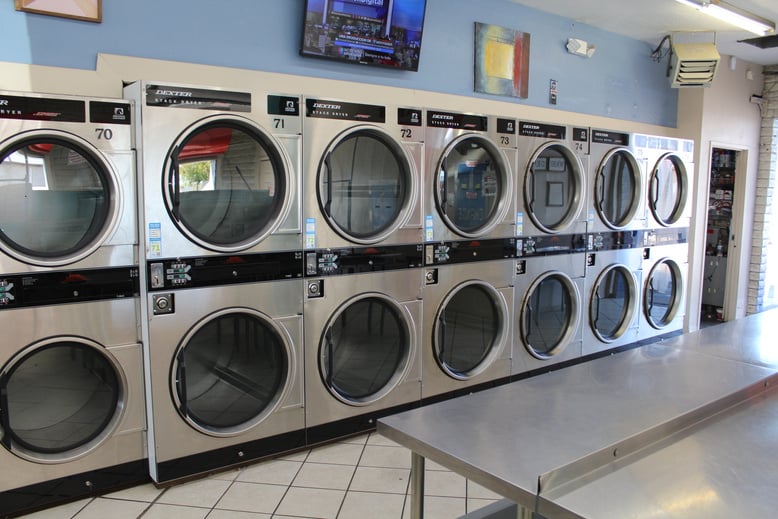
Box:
[15,0,102,23]
[474,22,530,99]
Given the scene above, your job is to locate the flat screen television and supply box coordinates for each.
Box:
[301,0,427,71]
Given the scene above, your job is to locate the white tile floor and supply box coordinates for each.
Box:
[22,432,502,519]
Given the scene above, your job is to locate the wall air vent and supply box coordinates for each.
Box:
[669,42,720,88]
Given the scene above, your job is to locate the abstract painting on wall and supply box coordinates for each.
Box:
[474,22,530,98]
[15,0,102,23]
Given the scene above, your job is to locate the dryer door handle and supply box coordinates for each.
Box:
[324,328,334,387]
[527,170,536,214]
[0,372,11,450]
[169,146,181,221]
[439,158,448,215]
[596,167,607,214]
[437,313,447,360]
[323,153,333,218]
[175,348,189,417]
[649,173,659,211]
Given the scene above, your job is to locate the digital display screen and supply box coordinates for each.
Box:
[301,0,427,71]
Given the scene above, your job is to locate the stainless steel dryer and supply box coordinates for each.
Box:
[304,246,423,443]
[302,98,423,249]
[142,255,305,483]
[512,234,586,377]
[583,231,643,357]
[0,268,146,516]
[425,110,517,243]
[0,91,136,272]
[633,134,694,230]
[124,82,306,483]
[516,122,588,237]
[587,129,647,233]
[421,240,514,402]
[637,228,689,343]
[124,81,302,258]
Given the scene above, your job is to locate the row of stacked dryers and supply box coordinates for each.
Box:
[0,83,692,514]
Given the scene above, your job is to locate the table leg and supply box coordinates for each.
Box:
[410,452,425,519]
[517,505,533,519]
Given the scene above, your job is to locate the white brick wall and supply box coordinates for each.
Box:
[749,65,778,313]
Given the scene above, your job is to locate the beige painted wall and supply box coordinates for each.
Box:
[678,56,765,332]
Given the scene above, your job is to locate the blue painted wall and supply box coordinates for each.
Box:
[1,0,677,126]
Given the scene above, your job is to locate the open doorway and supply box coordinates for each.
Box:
[701,147,736,326]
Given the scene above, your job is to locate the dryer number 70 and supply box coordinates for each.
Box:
[95,128,113,140]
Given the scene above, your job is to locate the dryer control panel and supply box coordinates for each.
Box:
[304,244,423,277]
[147,250,303,291]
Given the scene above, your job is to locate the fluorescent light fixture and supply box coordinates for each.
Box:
[673,0,775,36]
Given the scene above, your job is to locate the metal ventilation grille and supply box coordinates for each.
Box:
[669,42,720,88]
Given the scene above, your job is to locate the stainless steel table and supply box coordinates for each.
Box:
[378,310,778,518]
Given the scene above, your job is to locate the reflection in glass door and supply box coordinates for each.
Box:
[596,150,642,229]
[434,282,506,379]
[521,273,580,359]
[319,129,411,243]
[0,340,122,461]
[167,122,287,250]
[320,296,410,405]
[0,137,114,264]
[172,311,290,435]
[525,144,584,233]
[590,265,637,341]
[644,259,682,329]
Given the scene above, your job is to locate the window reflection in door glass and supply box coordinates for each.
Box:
[436,284,500,377]
[0,140,110,258]
[524,275,572,356]
[322,298,407,402]
[321,131,407,239]
[592,267,631,340]
[599,151,637,227]
[437,138,502,233]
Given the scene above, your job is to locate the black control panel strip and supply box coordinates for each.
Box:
[305,244,423,277]
[0,266,140,310]
[516,234,587,258]
[644,227,689,247]
[587,230,646,252]
[424,238,516,266]
[147,250,303,291]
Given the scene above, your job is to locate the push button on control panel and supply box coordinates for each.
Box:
[0,279,15,306]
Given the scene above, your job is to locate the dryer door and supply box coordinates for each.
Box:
[520,271,581,359]
[0,133,118,266]
[595,149,643,229]
[318,126,415,244]
[525,143,585,233]
[590,264,638,342]
[435,134,511,237]
[165,117,291,252]
[648,153,688,227]
[171,309,292,436]
[0,338,124,462]
[320,294,413,405]
[433,281,508,380]
[644,258,684,329]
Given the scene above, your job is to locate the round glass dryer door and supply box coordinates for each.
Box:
[649,153,688,226]
[520,272,580,359]
[435,135,510,237]
[172,310,291,436]
[590,265,638,342]
[595,149,642,229]
[525,143,585,233]
[434,282,507,380]
[0,339,123,462]
[165,119,289,252]
[644,259,683,329]
[318,127,413,243]
[0,135,117,266]
[320,295,412,405]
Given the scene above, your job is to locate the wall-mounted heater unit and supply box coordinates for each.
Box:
[669,42,720,87]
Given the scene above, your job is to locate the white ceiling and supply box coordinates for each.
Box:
[510,0,778,66]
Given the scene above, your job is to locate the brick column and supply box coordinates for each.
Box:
[749,65,778,313]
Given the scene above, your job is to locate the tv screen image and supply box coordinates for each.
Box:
[301,0,427,71]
